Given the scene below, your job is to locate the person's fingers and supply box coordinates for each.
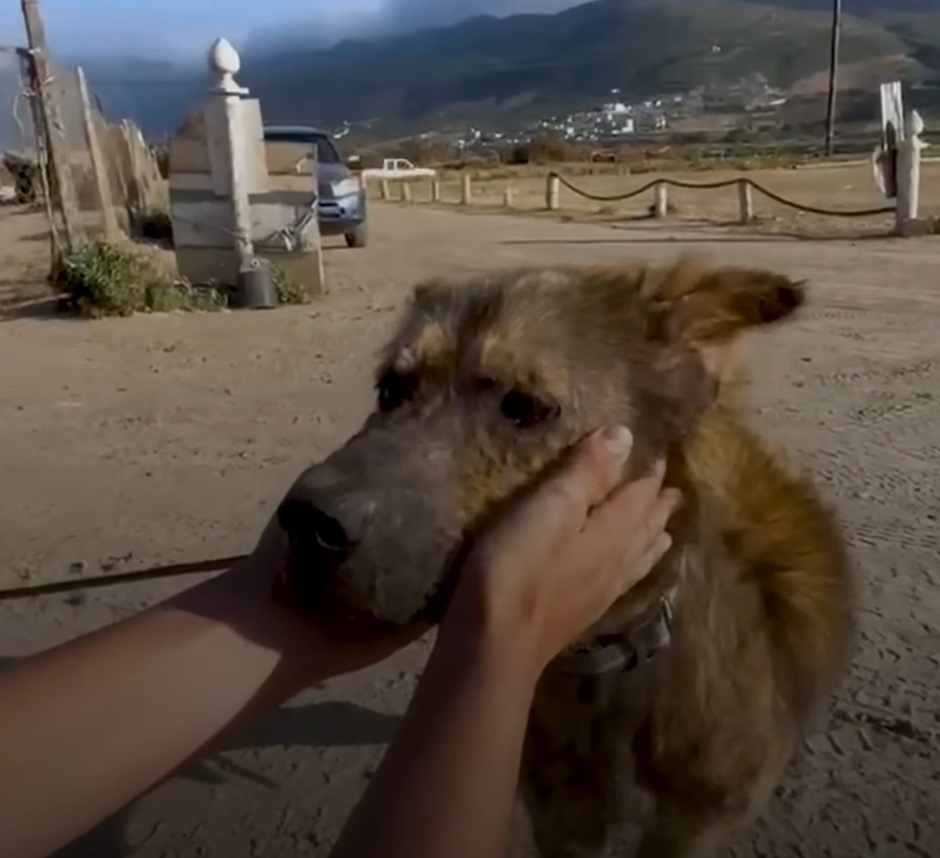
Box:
[615,530,673,596]
[534,425,635,531]
[575,472,680,599]
[484,426,636,556]
[583,458,669,550]
[637,488,684,554]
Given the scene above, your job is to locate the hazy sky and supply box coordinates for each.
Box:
[0,0,585,58]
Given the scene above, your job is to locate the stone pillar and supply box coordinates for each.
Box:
[896,110,928,235]
[207,38,253,267]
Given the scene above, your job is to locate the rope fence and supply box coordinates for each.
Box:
[369,161,915,229]
[547,171,895,220]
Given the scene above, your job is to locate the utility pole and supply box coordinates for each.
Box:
[824,0,842,157]
[20,0,82,253]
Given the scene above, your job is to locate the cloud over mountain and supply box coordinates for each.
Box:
[246,0,586,51]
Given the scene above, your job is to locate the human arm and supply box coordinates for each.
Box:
[0,521,413,858]
[329,426,681,858]
[0,424,678,858]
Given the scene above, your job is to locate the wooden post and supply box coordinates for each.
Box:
[207,38,253,268]
[431,180,441,203]
[737,179,754,225]
[401,181,412,203]
[653,182,669,218]
[20,0,82,252]
[503,188,515,209]
[895,110,928,236]
[460,173,472,205]
[824,0,842,156]
[119,120,144,212]
[546,174,561,211]
[380,179,390,200]
[874,82,903,201]
[76,67,119,239]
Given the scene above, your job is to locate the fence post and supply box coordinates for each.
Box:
[20,0,83,253]
[119,120,144,213]
[653,182,669,218]
[401,181,412,203]
[895,110,927,235]
[76,66,119,240]
[503,188,515,209]
[546,174,561,211]
[207,38,253,268]
[431,179,441,203]
[380,179,390,200]
[460,173,473,205]
[737,179,754,225]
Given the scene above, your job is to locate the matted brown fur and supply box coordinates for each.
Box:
[279,257,854,857]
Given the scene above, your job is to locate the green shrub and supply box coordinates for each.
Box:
[51,241,223,318]
[271,264,310,305]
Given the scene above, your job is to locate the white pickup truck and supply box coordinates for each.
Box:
[360,158,437,180]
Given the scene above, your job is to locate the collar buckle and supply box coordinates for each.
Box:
[554,588,677,677]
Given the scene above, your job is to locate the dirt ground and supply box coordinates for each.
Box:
[1,201,938,857]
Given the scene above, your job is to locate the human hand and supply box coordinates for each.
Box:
[217,510,424,686]
[444,426,681,675]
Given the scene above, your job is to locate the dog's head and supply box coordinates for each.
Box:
[278,258,804,625]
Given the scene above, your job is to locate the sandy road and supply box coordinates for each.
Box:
[0,205,938,857]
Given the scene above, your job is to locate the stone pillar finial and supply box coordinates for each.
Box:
[208,37,247,95]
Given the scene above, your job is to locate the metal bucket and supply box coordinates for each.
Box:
[232,257,279,309]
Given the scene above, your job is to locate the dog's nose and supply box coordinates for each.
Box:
[277,498,357,570]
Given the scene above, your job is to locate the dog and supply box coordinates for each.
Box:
[277,258,855,857]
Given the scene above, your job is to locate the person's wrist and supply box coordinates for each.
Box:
[437,575,545,690]
[175,559,319,689]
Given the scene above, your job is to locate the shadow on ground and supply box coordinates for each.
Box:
[0,658,399,858]
[56,700,400,858]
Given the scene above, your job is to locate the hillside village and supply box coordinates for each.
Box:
[316,73,798,158]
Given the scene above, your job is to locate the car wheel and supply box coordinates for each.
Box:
[345,225,368,248]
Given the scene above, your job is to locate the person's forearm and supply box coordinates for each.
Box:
[0,565,317,858]
[329,614,541,858]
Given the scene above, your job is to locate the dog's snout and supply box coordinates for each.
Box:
[277,498,356,553]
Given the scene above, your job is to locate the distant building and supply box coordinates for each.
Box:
[614,118,636,135]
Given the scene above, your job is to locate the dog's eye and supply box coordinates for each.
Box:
[377,371,418,412]
[500,390,558,428]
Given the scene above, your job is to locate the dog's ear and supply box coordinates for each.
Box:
[644,256,806,347]
[644,337,718,441]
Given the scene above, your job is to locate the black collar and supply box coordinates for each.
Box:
[553,587,678,676]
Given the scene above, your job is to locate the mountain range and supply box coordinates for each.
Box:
[244,0,940,120]
[40,0,940,140]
